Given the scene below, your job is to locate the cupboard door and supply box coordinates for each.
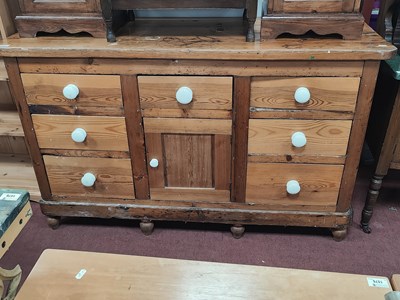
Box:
[144,118,232,202]
[19,0,101,13]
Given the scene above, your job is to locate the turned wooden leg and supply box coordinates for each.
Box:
[361,174,384,234]
[245,0,257,42]
[246,19,256,42]
[47,216,61,229]
[100,0,116,42]
[128,10,135,22]
[230,225,245,239]
[140,220,154,236]
[331,226,348,242]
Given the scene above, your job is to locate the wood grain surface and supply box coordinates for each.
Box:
[16,249,392,300]
[145,131,231,202]
[0,110,24,137]
[269,0,358,13]
[0,154,40,201]
[19,0,101,13]
[163,134,213,188]
[32,114,129,151]
[44,156,134,199]
[250,77,359,113]
[248,119,352,159]
[18,59,364,77]
[143,118,232,135]
[246,163,344,208]
[21,73,123,108]
[138,76,232,113]
[0,23,395,61]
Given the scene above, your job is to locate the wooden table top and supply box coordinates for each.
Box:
[15,249,393,300]
[0,19,396,61]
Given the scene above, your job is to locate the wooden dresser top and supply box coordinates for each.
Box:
[0,20,396,61]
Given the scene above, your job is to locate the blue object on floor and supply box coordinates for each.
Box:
[0,189,30,238]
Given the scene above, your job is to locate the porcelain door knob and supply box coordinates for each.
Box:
[294,87,311,104]
[63,84,80,100]
[291,132,307,148]
[71,128,87,143]
[287,180,301,195]
[81,172,96,187]
[176,86,193,104]
[149,158,159,168]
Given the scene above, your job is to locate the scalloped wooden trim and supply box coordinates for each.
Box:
[261,13,364,40]
[15,15,106,38]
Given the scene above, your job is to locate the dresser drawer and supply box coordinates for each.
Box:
[20,0,101,13]
[21,74,123,109]
[44,156,134,199]
[268,0,359,13]
[246,163,344,209]
[248,119,351,159]
[250,77,359,113]
[138,76,232,117]
[32,115,129,151]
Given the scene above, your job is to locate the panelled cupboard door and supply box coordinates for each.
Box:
[18,0,101,13]
[269,0,359,13]
[144,118,232,202]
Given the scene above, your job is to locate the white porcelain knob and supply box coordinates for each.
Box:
[291,132,307,148]
[71,128,87,143]
[287,180,301,195]
[149,158,159,168]
[294,87,311,104]
[63,84,80,100]
[81,172,96,187]
[176,86,193,105]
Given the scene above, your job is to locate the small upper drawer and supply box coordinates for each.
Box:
[246,162,344,209]
[44,155,134,199]
[248,119,352,158]
[21,74,123,109]
[268,0,359,13]
[250,77,359,113]
[20,0,101,13]
[138,76,233,116]
[32,115,129,151]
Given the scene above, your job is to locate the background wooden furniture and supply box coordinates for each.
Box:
[0,1,40,201]
[103,0,258,42]
[261,0,364,39]
[15,249,393,300]
[15,0,107,38]
[0,21,395,240]
[360,56,400,233]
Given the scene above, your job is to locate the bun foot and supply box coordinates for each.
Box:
[331,226,348,242]
[360,223,372,234]
[230,225,245,239]
[140,220,154,236]
[47,217,61,229]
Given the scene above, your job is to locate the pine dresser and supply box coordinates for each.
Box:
[0,21,395,240]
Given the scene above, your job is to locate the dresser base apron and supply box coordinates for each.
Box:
[40,200,352,239]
